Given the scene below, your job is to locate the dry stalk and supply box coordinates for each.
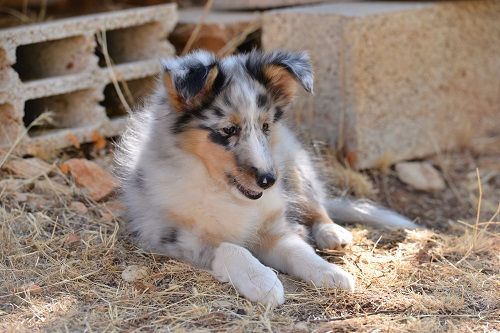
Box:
[181,0,214,56]
[96,31,133,114]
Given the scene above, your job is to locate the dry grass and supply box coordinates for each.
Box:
[0,144,499,332]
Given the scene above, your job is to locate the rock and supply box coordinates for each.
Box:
[212,300,233,309]
[60,158,118,201]
[100,200,126,221]
[13,192,28,202]
[2,157,52,179]
[33,178,72,196]
[170,9,260,54]
[395,162,446,192]
[262,1,500,169]
[0,179,26,192]
[64,233,81,248]
[122,265,149,282]
[69,201,88,214]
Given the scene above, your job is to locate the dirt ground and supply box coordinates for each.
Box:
[0,136,499,332]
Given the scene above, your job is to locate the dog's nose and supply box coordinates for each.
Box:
[257,172,276,189]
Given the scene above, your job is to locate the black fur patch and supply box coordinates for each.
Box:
[170,64,227,134]
[223,93,232,107]
[274,107,284,122]
[211,106,224,117]
[173,63,212,100]
[199,125,230,147]
[161,228,178,244]
[257,94,268,108]
[171,108,207,133]
[130,230,141,239]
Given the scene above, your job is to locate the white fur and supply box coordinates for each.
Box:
[256,233,355,292]
[212,243,285,306]
[312,223,353,249]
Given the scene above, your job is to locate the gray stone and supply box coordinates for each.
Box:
[395,162,445,192]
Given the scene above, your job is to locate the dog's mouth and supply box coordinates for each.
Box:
[227,174,263,200]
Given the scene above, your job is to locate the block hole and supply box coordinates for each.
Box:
[101,76,157,119]
[0,103,23,146]
[12,36,92,82]
[96,22,164,67]
[24,89,106,137]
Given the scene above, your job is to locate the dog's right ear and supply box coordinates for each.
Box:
[161,51,222,112]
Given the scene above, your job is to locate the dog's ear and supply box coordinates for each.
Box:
[161,51,222,112]
[246,50,313,106]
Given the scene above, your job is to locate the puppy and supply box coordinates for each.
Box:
[115,50,416,306]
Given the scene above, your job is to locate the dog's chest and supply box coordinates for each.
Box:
[158,169,283,245]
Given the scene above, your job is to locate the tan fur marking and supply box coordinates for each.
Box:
[179,128,237,184]
[166,210,195,229]
[302,206,333,227]
[263,65,298,105]
[258,209,285,251]
[162,73,183,112]
[229,112,242,126]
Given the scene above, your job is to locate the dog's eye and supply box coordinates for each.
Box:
[262,123,270,133]
[223,126,238,136]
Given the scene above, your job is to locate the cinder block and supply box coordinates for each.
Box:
[262,1,500,169]
[170,8,260,54]
[0,4,177,156]
[214,0,324,10]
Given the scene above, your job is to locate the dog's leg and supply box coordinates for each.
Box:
[211,242,285,306]
[283,158,352,249]
[308,207,353,250]
[133,223,284,306]
[254,231,355,291]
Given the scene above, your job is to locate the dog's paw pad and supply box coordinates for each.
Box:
[312,223,353,249]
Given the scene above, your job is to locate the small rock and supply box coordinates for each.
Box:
[212,300,233,309]
[122,265,149,283]
[60,158,118,201]
[100,200,126,221]
[69,201,88,214]
[13,192,28,202]
[34,179,72,196]
[0,179,26,192]
[3,157,52,179]
[26,195,51,210]
[133,281,156,293]
[395,162,446,192]
[293,322,310,333]
[65,233,81,248]
[15,283,43,295]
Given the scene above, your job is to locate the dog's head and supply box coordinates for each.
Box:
[161,50,313,201]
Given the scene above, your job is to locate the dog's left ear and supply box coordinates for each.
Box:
[161,51,222,112]
[246,50,313,106]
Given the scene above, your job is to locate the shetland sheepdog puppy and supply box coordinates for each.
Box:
[116,50,416,306]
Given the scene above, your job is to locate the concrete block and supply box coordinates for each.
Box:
[0,4,177,157]
[170,8,260,54]
[262,1,500,169]
[214,0,324,10]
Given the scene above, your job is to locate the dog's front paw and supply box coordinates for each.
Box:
[212,243,285,306]
[312,223,353,249]
[309,263,355,292]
